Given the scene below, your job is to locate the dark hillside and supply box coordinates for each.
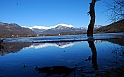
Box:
[94,20,124,33]
[0,22,36,38]
[0,42,32,56]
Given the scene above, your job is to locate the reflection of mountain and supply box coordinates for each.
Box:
[28,40,104,49]
[106,38,124,46]
[30,42,75,49]
[0,42,32,56]
[94,38,124,46]
[94,40,103,43]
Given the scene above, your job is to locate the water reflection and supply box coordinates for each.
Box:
[0,42,32,56]
[0,40,4,51]
[88,41,98,71]
[0,38,123,56]
[0,37,124,77]
[35,66,75,77]
[106,38,124,46]
[30,42,75,49]
[34,40,99,76]
[0,41,100,56]
[29,40,103,49]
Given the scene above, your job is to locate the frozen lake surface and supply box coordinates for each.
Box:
[0,33,124,77]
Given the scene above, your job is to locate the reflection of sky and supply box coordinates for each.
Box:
[21,41,91,67]
[0,40,124,77]
[95,41,123,69]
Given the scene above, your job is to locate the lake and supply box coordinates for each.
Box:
[0,33,124,77]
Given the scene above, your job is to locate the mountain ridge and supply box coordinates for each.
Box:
[28,24,102,34]
[27,24,74,30]
[0,22,36,38]
[2,20,123,37]
[31,24,86,34]
[94,20,124,33]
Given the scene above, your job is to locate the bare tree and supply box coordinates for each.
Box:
[87,0,99,37]
[105,0,124,22]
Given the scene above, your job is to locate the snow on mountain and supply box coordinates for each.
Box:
[94,25,103,30]
[32,24,86,34]
[26,24,75,34]
[23,24,102,34]
[26,24,86,34]
[28,24,74,30]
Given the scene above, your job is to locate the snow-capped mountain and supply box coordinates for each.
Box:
[28,24,86,34]
[23,24,102,34]
[94,25,103,30]
[28,24,74,30]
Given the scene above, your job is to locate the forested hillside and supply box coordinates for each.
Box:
[94,20,124,33]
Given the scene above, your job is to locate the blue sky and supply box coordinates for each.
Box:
[0,0,111,28]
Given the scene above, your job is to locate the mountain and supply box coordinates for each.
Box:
[31,28,46,34]
[0,22,36,38]
[94,20,124,33]
[30,24,87,34]
[94,25,103,30]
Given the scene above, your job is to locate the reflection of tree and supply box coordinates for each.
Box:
[0,39,5,51]
[108,45,124,67]
[88,41,98,71]
[0,42,32,56]
[100,39,124,77]
[106,38,124,67]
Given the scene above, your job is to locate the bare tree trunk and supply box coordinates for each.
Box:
[87,0,96,37]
